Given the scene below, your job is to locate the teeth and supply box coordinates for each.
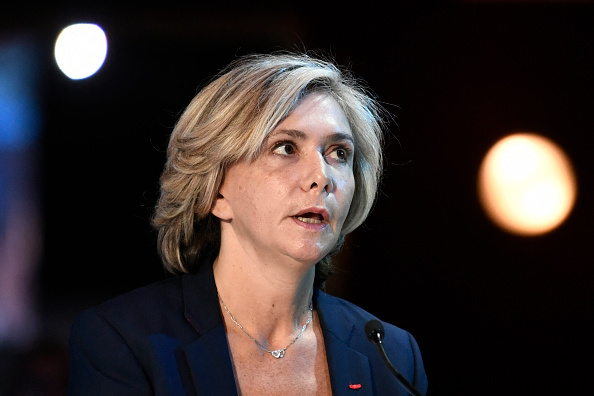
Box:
[296,216,322,224]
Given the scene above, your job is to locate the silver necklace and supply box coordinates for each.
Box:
[218,293,313,359]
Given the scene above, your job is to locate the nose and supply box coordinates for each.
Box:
[301,151,334,194]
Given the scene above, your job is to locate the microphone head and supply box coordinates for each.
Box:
[364,319,385,343]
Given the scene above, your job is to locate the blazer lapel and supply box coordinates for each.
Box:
[316,289,374,396]
[178,260,239,396]
[179,328,238,395]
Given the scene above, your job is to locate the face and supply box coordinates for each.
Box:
[212,92,356,265]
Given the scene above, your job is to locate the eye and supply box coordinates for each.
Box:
[272,141,296,156]
[328,146,352,162]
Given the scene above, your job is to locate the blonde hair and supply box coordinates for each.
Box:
[152,51,388,286]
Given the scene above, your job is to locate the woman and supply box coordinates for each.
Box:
[67,52,428,395]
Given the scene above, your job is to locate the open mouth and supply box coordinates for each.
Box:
[294,213,324,224]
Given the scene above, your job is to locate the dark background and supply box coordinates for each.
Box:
[3,1,594,394]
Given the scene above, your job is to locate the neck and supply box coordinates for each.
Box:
[213,248,316,338]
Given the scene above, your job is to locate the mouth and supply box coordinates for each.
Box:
[293,208,329,224]
[294,213,325,224]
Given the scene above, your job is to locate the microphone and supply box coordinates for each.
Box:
[365,320,424,396]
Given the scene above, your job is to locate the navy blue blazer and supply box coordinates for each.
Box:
[68,262,428,395]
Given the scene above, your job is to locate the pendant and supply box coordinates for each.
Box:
[271,349,286,358]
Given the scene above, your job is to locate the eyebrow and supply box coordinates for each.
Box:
[270,129,355,145]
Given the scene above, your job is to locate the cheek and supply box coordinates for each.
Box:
[245,172,287,213]
[271,167,298,195]
[336,173,356,212]
[227,172,259,215]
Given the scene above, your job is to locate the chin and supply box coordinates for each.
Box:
[290,241,336,264]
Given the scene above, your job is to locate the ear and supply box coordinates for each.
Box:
[211,193,233,221]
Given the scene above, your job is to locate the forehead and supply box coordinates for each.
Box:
[268,92,353,139]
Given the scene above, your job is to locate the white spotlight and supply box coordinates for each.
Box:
[54,23,108,80]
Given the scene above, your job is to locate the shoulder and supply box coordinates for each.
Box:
[316,290,414,346]
[316,289,428,393]
[70,275,187,342]
[67,275,201,395]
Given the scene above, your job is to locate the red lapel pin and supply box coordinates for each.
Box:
[349,384,362,390]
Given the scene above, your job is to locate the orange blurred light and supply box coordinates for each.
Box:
[478,132,577,236]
